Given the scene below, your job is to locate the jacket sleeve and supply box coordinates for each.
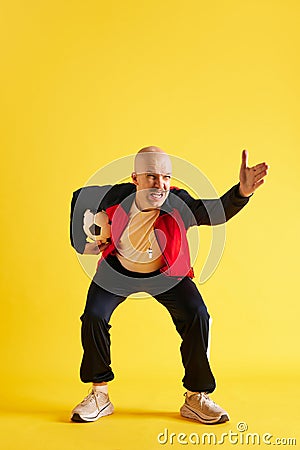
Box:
[177,183,251,227]
[70,185,112,254]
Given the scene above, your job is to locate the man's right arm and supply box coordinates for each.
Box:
[70,185,112,254]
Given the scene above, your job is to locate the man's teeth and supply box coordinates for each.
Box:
[151,193,163,198]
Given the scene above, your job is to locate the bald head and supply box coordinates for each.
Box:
[137,146,165,154]
[134,146,172,175]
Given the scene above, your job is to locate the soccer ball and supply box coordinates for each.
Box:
[83,209,111,243]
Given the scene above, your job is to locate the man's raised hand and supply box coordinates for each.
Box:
[239,149,269,197]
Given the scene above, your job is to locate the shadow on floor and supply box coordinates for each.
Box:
[61,408,183,424]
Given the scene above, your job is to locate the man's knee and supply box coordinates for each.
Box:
[80,308,110,324]
[182,302,210,323]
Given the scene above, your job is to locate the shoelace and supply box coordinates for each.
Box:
[188,392,216,408]
[200,392,217,407]
[80,389,105,411]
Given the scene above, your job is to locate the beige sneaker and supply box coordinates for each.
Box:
[180,392,229,424]
[71,389,114,423]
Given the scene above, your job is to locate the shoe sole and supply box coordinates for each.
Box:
[180,404,229,425]
[71,402,114,423]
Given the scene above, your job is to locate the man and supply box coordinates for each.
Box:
[70,146,268,424]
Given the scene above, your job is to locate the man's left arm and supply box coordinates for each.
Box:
[178,150,269,226]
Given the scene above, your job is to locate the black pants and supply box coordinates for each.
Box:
[79,256,216,393]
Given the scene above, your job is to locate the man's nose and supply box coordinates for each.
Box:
[154,176,164,190]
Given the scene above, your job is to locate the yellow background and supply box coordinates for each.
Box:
[0,1,299,449]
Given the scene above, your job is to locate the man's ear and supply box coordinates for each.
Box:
[131,172,138,186]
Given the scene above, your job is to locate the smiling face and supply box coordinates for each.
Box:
[132,148,172,210]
